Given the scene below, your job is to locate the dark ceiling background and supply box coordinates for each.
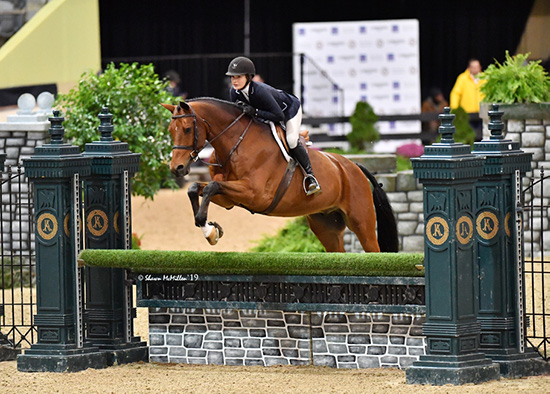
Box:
[99,0,534,106]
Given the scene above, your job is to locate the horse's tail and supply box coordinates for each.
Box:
[355,162,399,252]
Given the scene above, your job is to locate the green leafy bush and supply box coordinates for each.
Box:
[347,101,380,151]
[249,217,325,253]
[479,51,550,104]
[396,155,412,171]
[55,63,178,199]
[451,106,475,146]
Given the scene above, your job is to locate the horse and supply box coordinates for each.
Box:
[162,98,398,253]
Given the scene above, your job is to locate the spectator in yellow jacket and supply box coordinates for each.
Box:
[450,59,484,113]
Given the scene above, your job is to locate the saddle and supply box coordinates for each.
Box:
[259,123,311,215]
[268,122,310,162]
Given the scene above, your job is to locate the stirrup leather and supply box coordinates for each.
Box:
[303,174,321,196]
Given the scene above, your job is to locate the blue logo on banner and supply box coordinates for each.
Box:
[331,27,338,35]
[328,55,334,63]
[333,84,339,91]
[393,81,400,89]
[360,54,367,62]
[392,25,399,32]
[393,94,400,101]
[299,28,306,35]
[333,96,338,103]
[360,83,367,90]
[390,121,396,129]
[361,95,368,102]
[360,26,367,34]
[387,53,395,61]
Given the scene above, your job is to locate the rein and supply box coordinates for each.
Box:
[172,104,251,167]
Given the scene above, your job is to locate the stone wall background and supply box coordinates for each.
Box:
[0,122,49,253]
[494,117,550,257]
[148,308,426,369]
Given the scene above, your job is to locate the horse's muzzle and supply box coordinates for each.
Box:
[172,164,190,177]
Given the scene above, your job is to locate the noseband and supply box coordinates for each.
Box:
[171,104,249,166]
[171,105,202,161]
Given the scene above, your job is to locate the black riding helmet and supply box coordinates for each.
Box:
[226,56,256,77]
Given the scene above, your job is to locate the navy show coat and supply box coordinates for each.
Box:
[229,81,301,123]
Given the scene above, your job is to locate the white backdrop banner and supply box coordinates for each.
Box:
[293,19,421,138]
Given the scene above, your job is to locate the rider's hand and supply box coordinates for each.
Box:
[236,101,257,117]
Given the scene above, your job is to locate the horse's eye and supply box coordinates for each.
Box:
[184,127,192,134]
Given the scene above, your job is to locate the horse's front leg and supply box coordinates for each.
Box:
[187,181,206,222]
[194,180,254,245]
[194,181,225,245]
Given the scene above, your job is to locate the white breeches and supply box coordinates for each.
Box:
[285,106,302,149]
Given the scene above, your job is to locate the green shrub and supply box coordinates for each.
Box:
[451,106,475,146]
[347,101,380,151]
[479,51,550,104]
[55,62,179,199]
[249,217,325,253]
[396,155,412,171]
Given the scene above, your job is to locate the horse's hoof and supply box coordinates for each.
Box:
[209,221,224,239]
[204,222,224,245]
[206,227,219,245]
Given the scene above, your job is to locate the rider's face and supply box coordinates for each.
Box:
[231,75,248,90]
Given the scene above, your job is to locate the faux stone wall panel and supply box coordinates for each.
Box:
[148,308,426,369]
[0,126,49,256]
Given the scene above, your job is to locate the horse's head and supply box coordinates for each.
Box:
[162,101,205,177]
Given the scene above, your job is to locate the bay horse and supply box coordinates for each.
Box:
[162,98,398,253]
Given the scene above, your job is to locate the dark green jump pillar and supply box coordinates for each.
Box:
[472,104,549,377]
[18,111,108,372]
[406,108,500,385]
[83,107,147,365]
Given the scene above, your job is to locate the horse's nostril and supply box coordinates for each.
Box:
[176,164,184,171]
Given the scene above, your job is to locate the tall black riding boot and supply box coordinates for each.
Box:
[289,141,321,196]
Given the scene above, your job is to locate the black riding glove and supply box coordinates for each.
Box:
[236,101,257,117]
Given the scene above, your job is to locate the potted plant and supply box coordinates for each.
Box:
[479,51,550,121]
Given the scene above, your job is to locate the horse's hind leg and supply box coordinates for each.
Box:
[344,206,380,253]
[306,211,347,252]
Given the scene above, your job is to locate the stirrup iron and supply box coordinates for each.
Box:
[303,174,321,196]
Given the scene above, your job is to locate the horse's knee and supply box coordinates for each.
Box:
[188,182,201,199]
[203,181,221,197]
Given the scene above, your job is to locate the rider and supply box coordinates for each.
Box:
[225,56,321,196]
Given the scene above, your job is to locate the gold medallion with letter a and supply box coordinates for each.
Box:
[476,211,499,240]
[426,216,449,246]
[37,212,58,241]
[87,209,109,237]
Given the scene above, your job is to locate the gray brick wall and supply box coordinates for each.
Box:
[148,308,426,369]
[485,117,550,258]
[0,122,49,254]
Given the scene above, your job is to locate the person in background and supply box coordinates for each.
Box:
[252,74,265,83]
[421,87,449,133]
[450,59,484,113]
[164,70,187,99]
[450,59,484,138]
[225,56,321,196]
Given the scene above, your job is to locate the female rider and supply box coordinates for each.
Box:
[226,56,321,196]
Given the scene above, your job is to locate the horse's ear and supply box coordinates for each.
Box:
[179,101,190,111]
[161,103,176,112]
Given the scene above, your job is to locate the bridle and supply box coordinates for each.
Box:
[171,103,252,167]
